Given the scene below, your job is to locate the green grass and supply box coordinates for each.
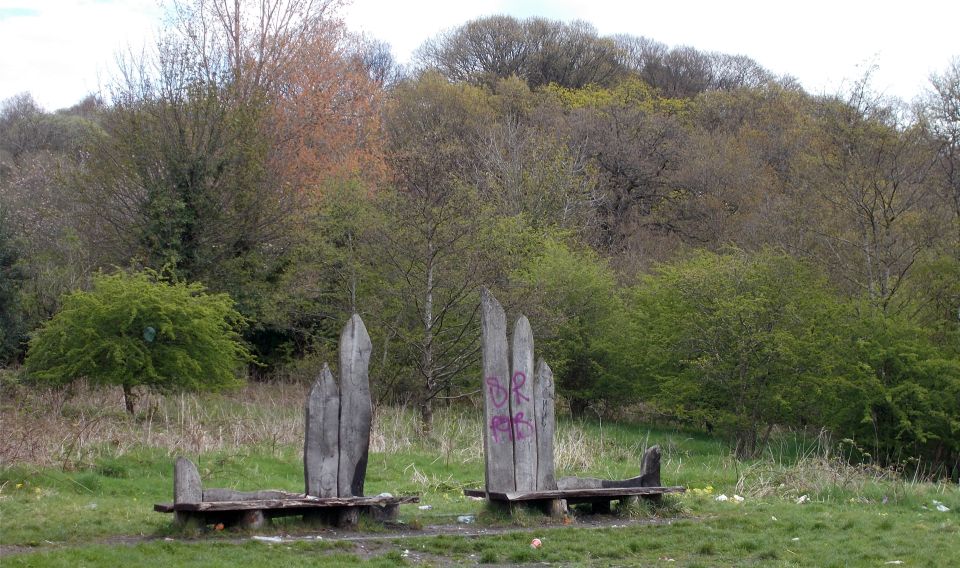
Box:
[1,386,958,566]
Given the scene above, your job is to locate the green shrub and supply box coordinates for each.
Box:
[25,270,250,413]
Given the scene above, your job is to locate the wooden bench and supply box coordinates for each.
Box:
[467,289,687,516]
[155,494,419,528]
[464,486,685,515]
[155,315,419,530]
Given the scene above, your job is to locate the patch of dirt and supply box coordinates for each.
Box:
[0,515,698,560]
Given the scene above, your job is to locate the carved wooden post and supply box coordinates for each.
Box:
[174,457,202,526]
[511,316,537,492]
[481,288,515,492]
[534,358,557,491]
[338,314,372,498]
[174,457,202,504]
[304,364,340,497]
[641,445,662,488]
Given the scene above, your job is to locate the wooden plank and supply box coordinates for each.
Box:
[174,457,202,504]
[160,495,419,512]
[534,358,557,491]
[463,486,685,502]
[480,288,515,493]
[304,363,340,498]
[338,314,372,498]
[202,489,304,502]
[510,315,537,492]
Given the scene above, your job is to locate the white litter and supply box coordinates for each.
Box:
[771,516,778,521]
[884,561,904,565]
[715,494,729,502]
[457,515,475,524]
[252,536,283,543]
[935,504,950,512]
[732,494,744,503]
[791,537,800,542]
[377,492,393,498]
[418,505,432,510]
[796,495,809,504]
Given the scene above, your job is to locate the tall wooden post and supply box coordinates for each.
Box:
[338,314,372,498]
[511,316,537,492]
[481,288,515,492]
[305,363,340,497]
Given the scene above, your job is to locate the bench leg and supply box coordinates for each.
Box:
[362,504,399,522]
[174,511,200,527]
[539,499,567,517]
[336,507,360,529]
[237,510,267,529]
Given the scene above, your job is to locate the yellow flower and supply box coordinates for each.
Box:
[15,483,23,489]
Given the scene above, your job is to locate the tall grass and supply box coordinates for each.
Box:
[2,381,952,505]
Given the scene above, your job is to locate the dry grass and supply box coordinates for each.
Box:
[733,429,922,501]
[1,381,311,468]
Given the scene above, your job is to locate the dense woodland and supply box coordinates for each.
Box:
[1,1,957,474]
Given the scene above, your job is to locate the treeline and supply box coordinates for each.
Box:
[1,3,957,473]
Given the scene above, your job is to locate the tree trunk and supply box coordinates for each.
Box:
[122,384,136,415]
[569,397,589,418]
[419,397,433,436]
[421,238,435,435]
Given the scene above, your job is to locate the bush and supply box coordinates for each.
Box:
[623,248,848,457]
[25,270,250,413]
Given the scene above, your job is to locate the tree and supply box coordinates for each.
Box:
[72,0,386,365]
[0,203,25,363]
[25,271,250,413]
[513,237,624,416]
[840,309,960,476]
[924,57,960,245]
[552,79,688,259]
[798,75,942,313]
[373,73,536,430]
[626,249,847,458]
[415,16,627,89]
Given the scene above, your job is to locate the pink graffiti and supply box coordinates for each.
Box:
[486,373,531,410]
[486,376,509,409]
[511,371,530,404]
[489,412,534,444]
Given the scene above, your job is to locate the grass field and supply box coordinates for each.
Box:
[1,382,957,566]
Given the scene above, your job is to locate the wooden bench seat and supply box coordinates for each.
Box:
[154,494,419,528]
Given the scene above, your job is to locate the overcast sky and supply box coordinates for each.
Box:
[1,0,957,111]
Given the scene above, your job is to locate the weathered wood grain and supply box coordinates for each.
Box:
[201,489,302,502]
[481,288,515,493]
[511,315,537,492]
[304,363,340,497]
[157,495,420,512]
[463,486,685,502]
[174,457,202,504]
[534,358,557,491]
[338,314,372,497]
[640,445,662,487]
